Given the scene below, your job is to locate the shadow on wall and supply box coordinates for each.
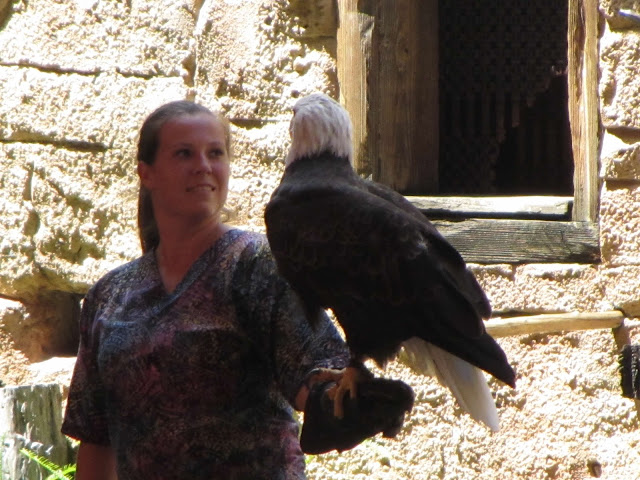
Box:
[0,0,14,31]
[0,292,81,362]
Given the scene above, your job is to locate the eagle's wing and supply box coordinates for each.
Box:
[364,180,492,320]
[265,173,486,339]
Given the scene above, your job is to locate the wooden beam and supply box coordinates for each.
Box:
[370,0,438,193]
[409,195,573,220]
[432,219,600,264]
[338,0,439,192]
[568,0,600,222]
[337,0,373,174]
[486,311,624,338]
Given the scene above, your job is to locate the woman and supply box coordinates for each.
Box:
[62,101,350,479]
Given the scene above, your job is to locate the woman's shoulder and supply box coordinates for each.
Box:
[219,228,279,280]
[87,253,154,298]
[221,228,271,259]
[226,228,267,246]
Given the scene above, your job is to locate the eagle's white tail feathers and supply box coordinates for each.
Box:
[401,337,500,431]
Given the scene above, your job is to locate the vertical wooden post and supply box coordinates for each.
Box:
[568,0,599,222]
[0,384,73,480]
[370,0,438,194]
[337,0,374,176]
[337,0,439,194]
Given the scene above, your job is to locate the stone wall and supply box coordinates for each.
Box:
[1,0,640,478]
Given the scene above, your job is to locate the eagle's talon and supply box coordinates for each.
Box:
[332,365,366,418]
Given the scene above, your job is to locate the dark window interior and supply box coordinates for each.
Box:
[438,0,573,195]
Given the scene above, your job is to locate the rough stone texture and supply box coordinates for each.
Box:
[27,357,76,389]
[0,295,79,362]
[193,0,338,118]
[306,330,640,480]
[473,264,612,314]
[0,329,30,386]
[600,0,640,30]
[600,26,640,131]
[226,124,291,232]
[0,0,195,77]
[0,67,189,147]
[600,265,640,316]
[1,0,640,478]
[600,182,640,266]
[191,0,339,232]
[600,132,640,181]
[0,143,140,299]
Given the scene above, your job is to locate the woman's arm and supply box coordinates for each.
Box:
[294,385,309,411]
[75,442,117,480]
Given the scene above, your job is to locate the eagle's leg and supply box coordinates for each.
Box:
[326,360,370,419]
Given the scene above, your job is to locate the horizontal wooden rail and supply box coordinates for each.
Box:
[431,219,600,264]
[408,195,573,220]
[486,311,625,338]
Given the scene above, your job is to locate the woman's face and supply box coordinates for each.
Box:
[138,112,230,226]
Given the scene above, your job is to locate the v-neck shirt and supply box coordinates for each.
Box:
[62,229,348,479]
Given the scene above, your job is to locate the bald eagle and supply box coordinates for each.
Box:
[265,93,515,431]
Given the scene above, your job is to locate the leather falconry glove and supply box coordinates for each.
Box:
[300,376,415,454]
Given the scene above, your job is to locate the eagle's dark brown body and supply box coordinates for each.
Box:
[265,152,516,389]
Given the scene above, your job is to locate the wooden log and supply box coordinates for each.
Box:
[0,384,73,480]
[486,311,624,338]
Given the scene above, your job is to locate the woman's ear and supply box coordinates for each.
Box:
[138,162,153,189]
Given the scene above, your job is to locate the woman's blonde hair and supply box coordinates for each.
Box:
[136,100,232,253]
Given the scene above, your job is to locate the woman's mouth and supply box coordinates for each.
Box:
[187,184,215,192]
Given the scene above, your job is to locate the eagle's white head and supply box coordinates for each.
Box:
[285,93,353,166]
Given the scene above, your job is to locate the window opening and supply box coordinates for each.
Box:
[438,0,572,196]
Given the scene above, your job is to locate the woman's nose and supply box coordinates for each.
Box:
[193,151,212,173]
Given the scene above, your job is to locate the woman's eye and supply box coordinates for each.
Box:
[209,149,225,158]
[176,148,190,158]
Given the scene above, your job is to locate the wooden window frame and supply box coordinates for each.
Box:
[336,0,600,264]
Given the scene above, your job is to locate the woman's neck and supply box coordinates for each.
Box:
[155,218,230,293]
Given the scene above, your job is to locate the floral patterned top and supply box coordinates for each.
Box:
[62,229,348,480]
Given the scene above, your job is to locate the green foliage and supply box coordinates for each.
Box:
[19,448,76,480]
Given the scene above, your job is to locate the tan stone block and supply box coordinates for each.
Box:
[600,183,640,265]
[470,263,516,310]
[0,143,139,298]
[0,67,187,148]
[600,30,640,130]
[600,265,640,316]
[194,0,338,120]
[227,122,290,231]
[0,0,195,76]
[600,133,640,181]
[600,0,640,30]
[472,263,609,314]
